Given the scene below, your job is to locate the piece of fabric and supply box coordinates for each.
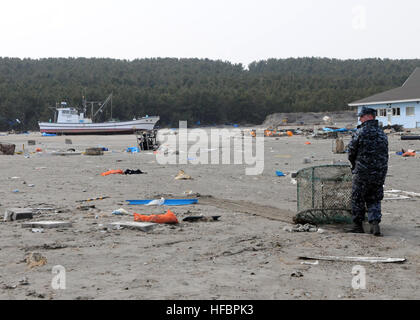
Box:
[133,209,178,224]
[101,169,124,176]
[124,169,145,175]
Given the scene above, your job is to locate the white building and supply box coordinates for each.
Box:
[349,68,420,128]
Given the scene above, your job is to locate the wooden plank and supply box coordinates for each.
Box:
[299,255,406,264]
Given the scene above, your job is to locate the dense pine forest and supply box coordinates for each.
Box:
[0,57,419,130]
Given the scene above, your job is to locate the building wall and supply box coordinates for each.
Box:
[357,101,420,128]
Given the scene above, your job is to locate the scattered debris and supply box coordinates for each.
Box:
[0,142,16,155]
[134,209,179,224]
[107,221,157,232]
[299,255,406,264]
[383,125,404,133]
[145,197,165,206]
[31,228,44,233]
[21,221,73,229]
[126,147,140,153]
[26,290,45,299]
[276,170,286,177]
[135,129,160,151]
[124,169,146,175]
[403,151,416,157]
[126,198,198,206]
[51,151,82,156]
[301,261,319,266]
[333,138,346,154]
[101,169,124,176]
[76,196,110,203]
[384,190,420,201]
[401,135,420,140]
[303,158,312,164]
[283,224,318,233]
[4,208,34,221]
[175,170,192,180]
[183,216,221,222]
[26,252,48,269]
[19,277,30,285]
[77,205,96,211]
[85,147,104,156]
[112,208,130,216]
[291,271,304,278]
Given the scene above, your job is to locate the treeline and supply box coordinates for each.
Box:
[0,57,419,130]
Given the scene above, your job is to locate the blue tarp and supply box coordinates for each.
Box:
[42,133,57,136]
[323,128,349,133]
[126,147,140,153]
[126,199,199,206]
[323,128,357,133]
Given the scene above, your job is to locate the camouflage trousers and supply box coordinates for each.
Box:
[352,175,384,224]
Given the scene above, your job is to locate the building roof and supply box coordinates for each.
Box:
[349,68,420,106]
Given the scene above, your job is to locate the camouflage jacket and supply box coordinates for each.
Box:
[348,120,389,181]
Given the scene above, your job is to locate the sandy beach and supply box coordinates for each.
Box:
[0,128,419,300]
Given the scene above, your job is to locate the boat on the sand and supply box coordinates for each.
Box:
[38,94,159,134]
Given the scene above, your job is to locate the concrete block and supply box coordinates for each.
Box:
[21,221,72,229]
[28,140,36,146]
[65,139,73,145]
[4,208,33,221]
[107,221,156,232]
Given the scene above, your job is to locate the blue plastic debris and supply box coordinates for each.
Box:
[126,147,140,153]
[126,199,199,206]
[42,133,57,136]
[323,128,348,133]
[276,171,286,177]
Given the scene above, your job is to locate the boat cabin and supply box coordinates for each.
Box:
[56,106,92,124]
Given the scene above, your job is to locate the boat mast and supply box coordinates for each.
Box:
[92,93,113,119]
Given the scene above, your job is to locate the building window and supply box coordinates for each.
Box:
[392,108,401,116]
[377,109,387,117]
[406,107,415,116]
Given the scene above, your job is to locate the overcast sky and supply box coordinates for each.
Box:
[0,0,418,65]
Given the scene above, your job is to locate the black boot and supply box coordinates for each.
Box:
[346,222,364,233]
[370,221,382,236]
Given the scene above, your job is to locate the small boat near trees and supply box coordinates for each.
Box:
[38,94,159,134]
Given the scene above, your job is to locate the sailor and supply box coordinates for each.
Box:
[347,107,389,236]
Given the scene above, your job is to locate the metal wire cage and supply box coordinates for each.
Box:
[295,164,353,225]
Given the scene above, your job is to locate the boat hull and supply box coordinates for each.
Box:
[38,117,159,134]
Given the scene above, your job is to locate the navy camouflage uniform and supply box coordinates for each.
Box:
[348,120,389,224]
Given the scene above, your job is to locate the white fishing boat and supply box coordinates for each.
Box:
[38,94,159,134]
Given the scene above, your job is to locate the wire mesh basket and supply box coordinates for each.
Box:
[294,164,353,225]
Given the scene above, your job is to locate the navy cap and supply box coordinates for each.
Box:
[358,107,376,117]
